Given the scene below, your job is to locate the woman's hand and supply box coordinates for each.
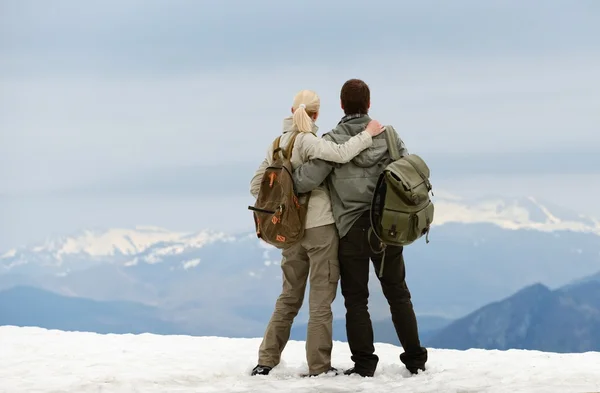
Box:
[365,119,385,137]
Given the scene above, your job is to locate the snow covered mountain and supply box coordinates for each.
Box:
[432,193,600,234]
[0,226,235,273]
[1,194,599,337]
[2,194,598,274]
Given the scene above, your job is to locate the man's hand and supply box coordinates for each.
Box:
[365,120,385,137]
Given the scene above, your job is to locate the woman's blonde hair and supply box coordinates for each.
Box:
[292,89,320,133]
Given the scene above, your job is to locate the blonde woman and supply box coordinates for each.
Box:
[249,89,384,377]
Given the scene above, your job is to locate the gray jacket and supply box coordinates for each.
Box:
[292,114,408,238]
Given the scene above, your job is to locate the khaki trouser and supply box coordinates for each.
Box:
[257,224,340,375]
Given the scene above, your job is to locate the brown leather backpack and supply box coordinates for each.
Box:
[248,132,311,249]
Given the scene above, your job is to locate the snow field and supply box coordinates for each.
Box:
[1,326,599,393]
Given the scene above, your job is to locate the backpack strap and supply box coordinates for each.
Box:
[272,136,282,161]
[367,226,387,278]
[283,131,301,159]
[371,130,396,278]
[271,132,301,161]
[383,126,401,161]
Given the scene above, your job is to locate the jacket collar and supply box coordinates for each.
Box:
[338,113,369,125]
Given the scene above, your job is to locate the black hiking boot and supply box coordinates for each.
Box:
[407,366,426,375]
[251,365,272,376]
[400,348,428,375]
[343,367,374,377]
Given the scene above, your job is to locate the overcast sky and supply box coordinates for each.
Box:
[1,0,599,194]
[1,0,600,250]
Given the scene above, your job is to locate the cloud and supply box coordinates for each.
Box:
[2,53,599,192]
[0,0,599,193]
[1,0,599,75]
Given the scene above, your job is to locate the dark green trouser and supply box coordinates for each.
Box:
[257,224,340,375]
[339,211,427,375]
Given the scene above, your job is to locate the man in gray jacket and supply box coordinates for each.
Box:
[292,79,428,377]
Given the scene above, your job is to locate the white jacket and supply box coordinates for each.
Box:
[250,116,373,229]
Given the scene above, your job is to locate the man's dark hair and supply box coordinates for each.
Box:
[340,79,370,115]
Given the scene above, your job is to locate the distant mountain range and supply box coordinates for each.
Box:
[290,270,600,354]
[0,285,452,340]
[0,286,186,335]
[1,194,599,351]
[290,315,453,346]
[426,275,600,353]
[2,270,599,353]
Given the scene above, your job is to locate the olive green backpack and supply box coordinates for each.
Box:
[369,126,435,276]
